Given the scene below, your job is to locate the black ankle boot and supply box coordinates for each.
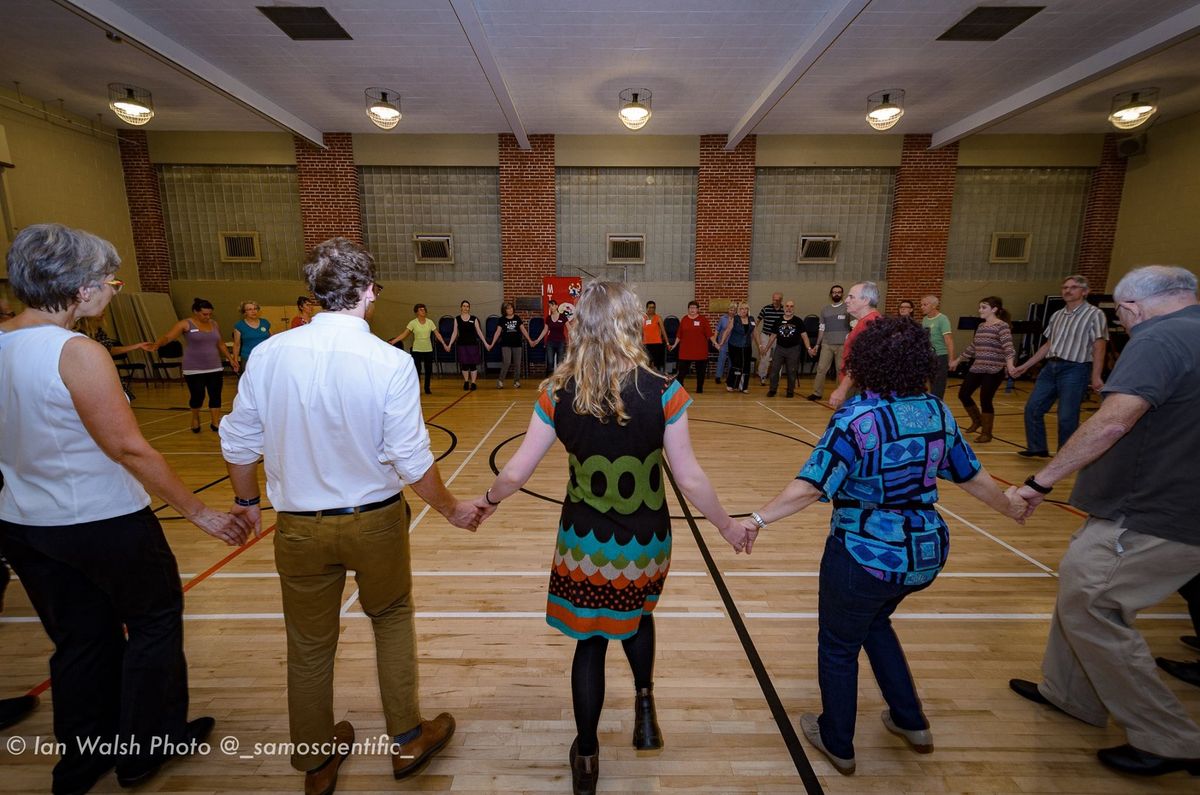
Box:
[633,687,663,750]
[569,738,598,795]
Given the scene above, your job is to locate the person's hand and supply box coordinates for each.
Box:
[446,500,482,531]
[1002,486,1028,524]
[443,343,451,352]
[829,385,848,409]
[231,502,263,538]
[1013,484,1045,520]
[1091,376,1105,392]
[949,357,959,371]
[136,341,156,352]
[191,507,251,546]
[1007,362,1023,378]
[807,346,817,357]
[719,518,753,554]
[472,495,499,522]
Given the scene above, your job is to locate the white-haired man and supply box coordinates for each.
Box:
[828,282,882,409]
[1009,265,1200,777]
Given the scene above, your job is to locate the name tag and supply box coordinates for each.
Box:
[837,315,846,321]
[692,320,700,327]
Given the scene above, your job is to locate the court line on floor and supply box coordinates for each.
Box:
[755,403,822,440]
[938,505,1057,576]
[663,462,823,795]
[340,400,517,615]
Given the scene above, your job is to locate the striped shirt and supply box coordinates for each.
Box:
[961,322,1015,374]
[757,304,785,335]
[1045,302,1108,363]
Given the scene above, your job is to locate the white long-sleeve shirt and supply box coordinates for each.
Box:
[220,311,434,512]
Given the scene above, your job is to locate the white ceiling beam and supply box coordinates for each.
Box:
[726,0,873,150]
[449,0,530,150]
[931,3,1200,149]
[53,0,327,147]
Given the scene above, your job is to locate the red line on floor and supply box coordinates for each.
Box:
[989,474,1088,518]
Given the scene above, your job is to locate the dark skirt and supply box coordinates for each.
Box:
[456,344,481,366]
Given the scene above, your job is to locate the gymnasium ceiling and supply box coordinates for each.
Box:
[2,0,1200,148]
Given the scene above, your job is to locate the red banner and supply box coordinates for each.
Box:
[542,276,582,320]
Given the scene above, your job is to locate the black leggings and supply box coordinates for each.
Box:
[571,613,656,755]
[645,343,666,373]
[411,351,434,391]
[184,371,223,409]
[958,370,1005,413]
[677,358,706,392]
[729,345,752,391]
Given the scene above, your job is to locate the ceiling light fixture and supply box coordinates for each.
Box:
[1108,88,1158,131]
[107,83,154,126]
[619,88,652,131]
[865,89,905,131]
[365,87,402,130]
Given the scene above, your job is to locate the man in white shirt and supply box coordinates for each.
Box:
[220,238,482,795]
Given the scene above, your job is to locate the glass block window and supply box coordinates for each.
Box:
[159,165,304,281]
[556,167,697,281]
[752,167,895,283]
[360,167,500,282]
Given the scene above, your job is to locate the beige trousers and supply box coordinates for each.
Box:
[274,496,422,770]
[810,343,844,398]
[1038,515,1200,758]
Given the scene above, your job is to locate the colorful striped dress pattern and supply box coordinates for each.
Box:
[536,370,691,640]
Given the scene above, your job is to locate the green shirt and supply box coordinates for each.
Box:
[923,313,952,356]
[406,317,435,353]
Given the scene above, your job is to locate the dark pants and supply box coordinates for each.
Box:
[645,343,666,373]
[816,536,932,759]
[184,371,223,409]
[768,345,801,394]
[411,351,434,392]
[930,354,949,400]
[1024,359,1089,453]
[729,345,752,391]
[546,341,566,373]
[1182,574,1200,637]
[676,358,706,393]
[0,509,189,787]
[958,370,1005,413]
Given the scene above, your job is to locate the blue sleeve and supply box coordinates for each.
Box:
[796,413,857,499]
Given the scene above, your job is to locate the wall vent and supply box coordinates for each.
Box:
[797,234,839,264]
[607,234,645,265]
[218,231,261,263]
[938,6,1044,41]
[990,232,1031,264]
[413,233,454,264]
[256,6,352,40]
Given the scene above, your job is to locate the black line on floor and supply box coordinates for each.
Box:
[427,422,458,462]
[662,461,824,795]
[150,474,229,515]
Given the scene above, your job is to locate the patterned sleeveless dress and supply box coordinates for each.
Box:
[535,370,692,640]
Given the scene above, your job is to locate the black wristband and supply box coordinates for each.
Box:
[234,495,261,507]
[1023,475,1052,495]
[485,489,502,506]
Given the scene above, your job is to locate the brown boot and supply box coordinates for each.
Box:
[392,713,455,779]
[304,720,354,795]
[975,412,994,443]
[963,405,983,434]
[569,738,599,795]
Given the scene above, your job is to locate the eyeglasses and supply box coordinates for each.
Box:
[104,279,125,293]
[373,282,384,294]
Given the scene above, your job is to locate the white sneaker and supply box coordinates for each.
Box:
[514,381,521,388]
[497,380,504,389]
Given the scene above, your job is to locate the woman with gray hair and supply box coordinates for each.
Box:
[0,224,249,793]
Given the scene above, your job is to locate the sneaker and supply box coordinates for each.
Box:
[799,713,854,775]
[806,394,821,401]
[497,380,504,389]
[470,382,477,391]
[462,382,469,391]
[514,381,521,388]
[766,390,777,397]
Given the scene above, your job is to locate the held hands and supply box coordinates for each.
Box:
[1011,484,1046,521]
[447,499,484,532]
[807,346,817,357]
[1091,376,1105,392]
[718,517,756,554]
[193,506,253,546]
[135,341,156,352]
[1007,362,1024,378]
[230,502,263,539]
[1001,486,1031,524]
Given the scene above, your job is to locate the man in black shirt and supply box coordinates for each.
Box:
[756,292,784,384]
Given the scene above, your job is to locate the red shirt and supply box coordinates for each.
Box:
[676,315,712,361]
[841,310,881,373]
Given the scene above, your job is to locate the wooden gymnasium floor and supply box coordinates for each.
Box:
[1,371,1197,795]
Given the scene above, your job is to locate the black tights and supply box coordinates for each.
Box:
[958,370,1005,413]
[571,613,656,755]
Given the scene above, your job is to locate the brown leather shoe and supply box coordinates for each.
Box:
[392,713,455,779]
[569,738,599,795]
[304,720,355,795]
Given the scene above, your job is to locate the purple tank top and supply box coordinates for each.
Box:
[182,320,222,372]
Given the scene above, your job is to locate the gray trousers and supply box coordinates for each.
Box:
[768,345,802,394]
[499,345,523,381]
[1037,515,1200,758]
[757,331,776,380]
[810,343,844,397]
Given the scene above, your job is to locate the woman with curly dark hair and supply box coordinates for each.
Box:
[739,316,1027,776]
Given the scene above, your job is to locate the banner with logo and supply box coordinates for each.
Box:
[542,276,582,320]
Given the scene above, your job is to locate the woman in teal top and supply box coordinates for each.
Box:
[231,300,271,370]
[389,303,445,395]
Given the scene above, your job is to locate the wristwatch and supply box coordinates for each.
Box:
[1023,475,1052,495]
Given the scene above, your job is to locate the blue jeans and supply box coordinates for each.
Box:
[1023,359,1089,453]
[816,536,933,759]
[715,345,730,381]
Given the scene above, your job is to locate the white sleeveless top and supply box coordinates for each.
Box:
[0,325,150,526]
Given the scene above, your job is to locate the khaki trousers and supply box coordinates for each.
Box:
[1038,515,1200,758]
[274,496,422,770]
[810,343,844,397]
[757,331,776,380]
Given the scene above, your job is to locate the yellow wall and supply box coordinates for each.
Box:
[0,92,138,292]
[757,135,902,166]
[1110,111,1200,284]
[958,134,1102,167]
[354,134,498,166]
[147,131,296,165]
[557,135,698,167]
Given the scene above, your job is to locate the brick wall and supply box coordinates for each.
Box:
[885,134,959,312]
[499,134,556,302]
[116,130,170,293]
[294,132,362,252]
[1075,133,1127,291]
[695,135,755,321]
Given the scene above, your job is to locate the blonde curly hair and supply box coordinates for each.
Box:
[540,281,657,425]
